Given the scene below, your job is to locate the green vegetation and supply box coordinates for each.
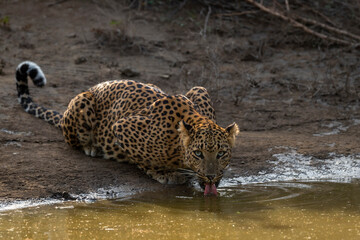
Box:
[0,16,9,26]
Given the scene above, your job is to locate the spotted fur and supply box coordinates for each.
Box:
[15,61,239,187]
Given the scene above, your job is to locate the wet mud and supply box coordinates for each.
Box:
[0,0,359,201]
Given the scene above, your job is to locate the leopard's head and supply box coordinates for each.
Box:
[178,119,239,194]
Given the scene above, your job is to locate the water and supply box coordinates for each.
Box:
[1,181,360,240]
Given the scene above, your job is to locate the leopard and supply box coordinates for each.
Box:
[15,61,239,195]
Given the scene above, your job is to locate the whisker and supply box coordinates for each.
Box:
[196,174,208,181]
[214,174,223,182]
[177,168,196,176]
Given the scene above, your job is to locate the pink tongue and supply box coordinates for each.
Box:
[204,183,218,196]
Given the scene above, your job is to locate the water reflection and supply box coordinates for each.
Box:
[1,181,360,239]
[127,182,360,213]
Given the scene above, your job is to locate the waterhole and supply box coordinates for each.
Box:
[1,181,359,239]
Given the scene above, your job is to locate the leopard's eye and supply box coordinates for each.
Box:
[194,150,204,158]
[217,151,226,158]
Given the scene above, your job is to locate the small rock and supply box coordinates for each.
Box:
[19,42,35,49]
[74,56,87,64]
[5,141,22,147]
[67,33,77,38]
[241,53,260,62]
[160,74,171,79]
[121,68,140,78]
[51,192,76,200]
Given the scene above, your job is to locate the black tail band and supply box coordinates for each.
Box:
[15,61,63,128]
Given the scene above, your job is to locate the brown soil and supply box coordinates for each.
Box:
[0,0,359,201]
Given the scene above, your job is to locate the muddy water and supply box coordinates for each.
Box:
[1,182,360,239]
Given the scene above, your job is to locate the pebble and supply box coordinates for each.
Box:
[74,56,87,64]
[121,68,140,77]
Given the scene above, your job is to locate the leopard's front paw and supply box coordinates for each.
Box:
[83,146,101,157]
[147,170,188,184]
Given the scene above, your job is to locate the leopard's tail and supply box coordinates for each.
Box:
[16,61,63,129]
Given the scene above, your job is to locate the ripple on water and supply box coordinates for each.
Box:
[111,181,355,214]
[1,182,360,240]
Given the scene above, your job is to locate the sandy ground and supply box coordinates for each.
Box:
[0,0,359,200]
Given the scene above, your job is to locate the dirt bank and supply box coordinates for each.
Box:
[0,0,359,200]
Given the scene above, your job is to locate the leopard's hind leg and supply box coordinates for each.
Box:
[61,91,99,156]
[185,87,216,123]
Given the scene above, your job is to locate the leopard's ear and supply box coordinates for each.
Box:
[225,122,239,147]
[178,120,192,147]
